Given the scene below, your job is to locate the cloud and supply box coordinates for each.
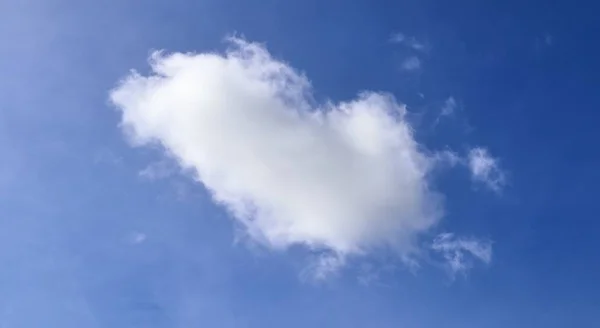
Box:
[440,97,457,117]
[139,159,178,180]
[389,32,406,43]
[432,233,492,277]
[357,263,380,286]
[300,253,346,282]
[432,97,458,128]
[128,231,147,244]
[468,147,506,192]
[389,32,427,51]
[401,56,421,71]
[109,37,494,272]
[433,150,462,168]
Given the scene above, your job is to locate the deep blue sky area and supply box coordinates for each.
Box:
[1,1,599,327]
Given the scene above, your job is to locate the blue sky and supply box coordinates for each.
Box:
[1,0,599,327]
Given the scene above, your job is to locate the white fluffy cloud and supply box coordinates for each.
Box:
[110,38,493,270]
[468,147,505,192]
[432,233,492,276]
